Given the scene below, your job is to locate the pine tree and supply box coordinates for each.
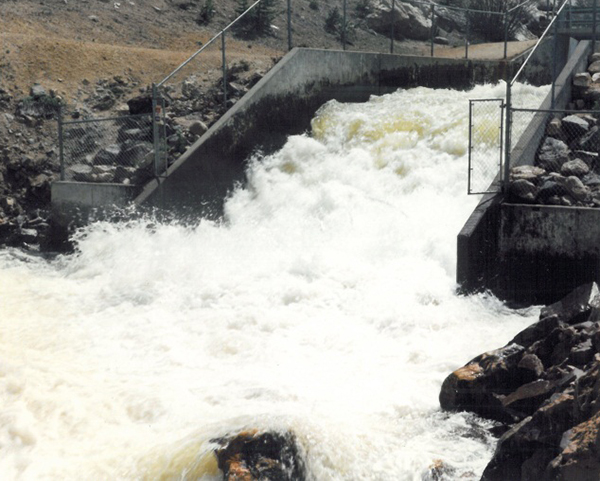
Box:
[234,0,280,38]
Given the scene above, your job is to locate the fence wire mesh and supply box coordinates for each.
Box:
[507,108,600,207]
[60,114,155,185]
[468,99,504,194]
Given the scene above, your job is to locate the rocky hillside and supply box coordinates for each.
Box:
[0,0,550,249]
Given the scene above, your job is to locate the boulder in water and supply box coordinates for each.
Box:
[212,430,306,481]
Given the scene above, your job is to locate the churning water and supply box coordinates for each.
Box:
[1,82,548,480]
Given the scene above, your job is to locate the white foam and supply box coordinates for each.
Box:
[0,82,547,480]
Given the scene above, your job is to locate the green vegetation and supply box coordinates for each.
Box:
[20,94,63,119]
[234,0,281,38]
[309,0,319,11]
[324,6,355,43]
[354,0,373,19]
[197,0,215,25]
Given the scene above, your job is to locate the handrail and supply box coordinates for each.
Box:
[407,0,510,16]
[511,0,571,86]
[507,0,537,14]
[157,0,263,88]
[159,0,551,90]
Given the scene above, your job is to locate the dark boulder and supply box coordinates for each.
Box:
[212,430,306,481]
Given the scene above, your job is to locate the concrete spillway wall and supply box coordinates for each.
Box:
[132,48,546,217]
[51,45,552,245]
[457,39,593,305]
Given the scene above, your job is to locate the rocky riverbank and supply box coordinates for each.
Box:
[440,282,600,480]
[508,52,600,207]
[0,61,268,250]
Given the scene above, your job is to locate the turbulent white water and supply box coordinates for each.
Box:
[1,82,548,480]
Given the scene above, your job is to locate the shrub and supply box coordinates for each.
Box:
[324,6,342,34]
[324,6,356,43]
[355,0,372,19]
[197,0,215,25]
[467,0,528,42]
[234,0,280,38]
[309,0,319,11]
[18,94,63,119]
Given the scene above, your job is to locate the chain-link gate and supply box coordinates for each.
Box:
[468,99,505,195]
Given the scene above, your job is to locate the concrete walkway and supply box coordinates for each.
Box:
[428,39,539,60]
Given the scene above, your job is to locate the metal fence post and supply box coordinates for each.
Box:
[152,83,161,178]
[58,106,65,181]
[287,0,292,51]
[222,32,227,110]
[503,11,509,59]
[342,0,347,51]
[552,13,558,109]
[465,15,470,59]
[430,4,435,57]
[504,79,512,192]
[593,0,597,53]
[390,0,395,54]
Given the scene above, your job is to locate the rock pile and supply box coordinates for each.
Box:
[0,61,266,249]
[0,84,61,248]
[508,53,600,207]
[440,282,600,480]
[365,0,547,45]
[61,61,264,186]
[212,430,306,481]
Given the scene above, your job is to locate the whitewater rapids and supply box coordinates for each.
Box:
[0,82,547,480]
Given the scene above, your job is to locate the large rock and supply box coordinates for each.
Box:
[127,94,153,115]
[576,125,600,153]
[439,343,526,423]
[539,282,600,325]
[212,430,306,481]
[367,0,432,41]
[561,159,590,177]
[562,115,589,140]
[564,175,591,203]
[442,283,600,480]
[574,72,592,88]
[93,144,121,165]
[510,179,538,203]
[481,392,576,480]
[547,412,600,480]
[537,137,569,172]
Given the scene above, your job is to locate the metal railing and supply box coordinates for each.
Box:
[58,0,557,186]
[467,0,600,196]
[58,112,155,183]
[506,108,600,207]
[503,0,580,191]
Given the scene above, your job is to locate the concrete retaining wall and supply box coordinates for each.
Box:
[499,204,600,304]
[50,181,137,248]
[456,40,593,303]
[134,48,539,218]
[51,45,555,247]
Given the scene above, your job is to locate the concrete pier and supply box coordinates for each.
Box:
[457,40,596,304]
[51,43,552,241]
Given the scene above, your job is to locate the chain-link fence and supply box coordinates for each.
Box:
[507,108,600,207]
[58,0,555,187]
[59,113,160,185]
[468,99,504,194]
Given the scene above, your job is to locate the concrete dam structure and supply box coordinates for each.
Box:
[459,38,600,305]
[51,40,581,306]
[51,45,552,233]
